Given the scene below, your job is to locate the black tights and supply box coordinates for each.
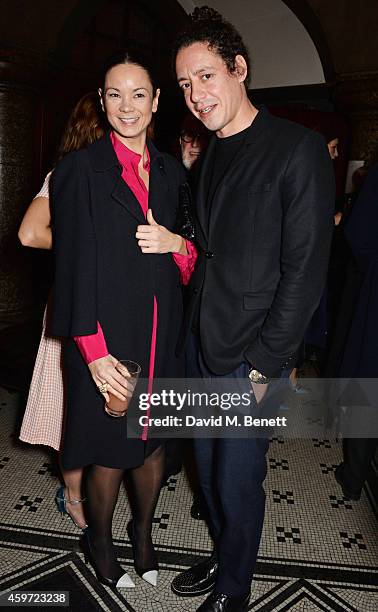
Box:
[85,445,165,579]
[129,444,165,570]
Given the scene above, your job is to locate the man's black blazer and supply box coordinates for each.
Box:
[179,107,335,377]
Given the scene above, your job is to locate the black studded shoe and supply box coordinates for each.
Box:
[171,554,218,597]
[197,591,250,612]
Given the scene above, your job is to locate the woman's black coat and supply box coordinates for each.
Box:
[49,133,186,469]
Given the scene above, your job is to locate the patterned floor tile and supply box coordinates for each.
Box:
[0,387,377,611]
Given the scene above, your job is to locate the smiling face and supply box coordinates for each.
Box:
[176,42,251,138]
[99,62,159,149]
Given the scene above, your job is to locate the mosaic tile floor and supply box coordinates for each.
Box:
[0,387,377,611]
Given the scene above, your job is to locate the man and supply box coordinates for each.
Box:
[172,7,335,612]
[179,113,210,170]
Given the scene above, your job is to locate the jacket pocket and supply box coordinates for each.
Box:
[243,291,274,310]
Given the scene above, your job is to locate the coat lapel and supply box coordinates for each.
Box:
[88,133,167,225]
[195,134,217,245]
[206,108,272,238]
[111,170,146,224]
[147,141,168,223]
[88,133,145,223]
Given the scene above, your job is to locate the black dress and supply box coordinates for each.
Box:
[50,133,186,469]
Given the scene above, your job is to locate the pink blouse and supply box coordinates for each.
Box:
[74,133,197,437]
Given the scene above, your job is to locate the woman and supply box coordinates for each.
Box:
[18,92,104,249]
[49,51,195,589]
[19,92,105,531]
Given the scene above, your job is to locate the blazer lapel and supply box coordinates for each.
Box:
[195,134,217,245]
[207,108,272,237]
[148,147,168,223]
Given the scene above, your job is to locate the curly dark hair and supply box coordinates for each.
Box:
[173,6,251,88]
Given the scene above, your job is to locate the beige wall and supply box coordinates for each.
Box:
[177,0,325,88]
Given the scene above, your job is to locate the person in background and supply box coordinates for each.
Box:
[18,92,104,249]
[303,122,342,376]
[343,165,368,218]
[327,136,339,160]
[180,113,210,171]
[324,165,369,379]
[334,163,378,500]
[180,115,209,520]
[164,114,210,520]
[312,121,340,224]
[19,92,105,531]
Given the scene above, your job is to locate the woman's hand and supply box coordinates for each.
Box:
[88,354,133,403]
[136,209,187,254]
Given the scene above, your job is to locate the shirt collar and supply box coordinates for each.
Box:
[110,131,150,172]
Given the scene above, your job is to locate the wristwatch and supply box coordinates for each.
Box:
[248,368,270,384]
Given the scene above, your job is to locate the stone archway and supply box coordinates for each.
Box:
[282,0,335,81]
[176,0,329,89]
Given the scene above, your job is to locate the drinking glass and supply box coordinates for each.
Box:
[104,360,141,418]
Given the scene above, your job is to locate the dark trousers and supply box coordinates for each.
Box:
[342,438,377,493]
[187,334,269,597]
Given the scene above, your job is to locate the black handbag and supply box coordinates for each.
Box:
[176,182,196,241]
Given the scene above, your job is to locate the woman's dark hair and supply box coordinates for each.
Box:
[173,6,251,88]
[101,49,158,95]
[57,92,105,160]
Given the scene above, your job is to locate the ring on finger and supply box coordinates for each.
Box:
[98,382,108,394]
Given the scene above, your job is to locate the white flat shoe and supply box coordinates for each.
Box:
[116,572,135,588]
[141,570,158,587]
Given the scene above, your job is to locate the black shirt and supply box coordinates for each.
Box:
[193,124,251,333]
[204,124,251,226]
